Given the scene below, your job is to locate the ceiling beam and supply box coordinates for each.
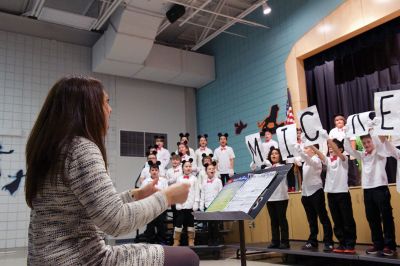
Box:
[165,0,268,28]
[90,0,124,30]
[183,20,246,38]
[192,0,268,51]
[198,0,225,42]
[178,0,212,27]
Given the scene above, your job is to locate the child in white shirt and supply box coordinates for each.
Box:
[173,158,198,247]
[177,132,195,156]
[328,114,359,186]
[166,153,182,185]
[178,142,198,174]
[199,161,223,246]
[214,133,235,185]
[154,135,170,171]
[250,148,289,249]
[141,161,168,244]
[261,130,279,159]
[344,133,396,256]
[138,151,163,186]
[295,143,333,252]
[311,135,356,254]
[195,134,213,169]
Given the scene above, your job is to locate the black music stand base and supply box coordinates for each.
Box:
[239,220,247,266]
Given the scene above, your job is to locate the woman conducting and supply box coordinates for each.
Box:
[25,75,199,266]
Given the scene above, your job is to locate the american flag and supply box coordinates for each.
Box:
[285,88,295,125]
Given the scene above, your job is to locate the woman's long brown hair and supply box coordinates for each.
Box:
[25,76,108,209]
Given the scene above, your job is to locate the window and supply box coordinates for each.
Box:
[120,131,168,157]
[120,131,144,157]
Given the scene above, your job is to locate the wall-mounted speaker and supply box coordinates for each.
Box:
[166,4,185,23]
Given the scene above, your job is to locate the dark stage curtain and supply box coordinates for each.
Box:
[305,17,400,131]
[304,18,400,184]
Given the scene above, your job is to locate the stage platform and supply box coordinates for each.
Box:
[227,241,400,265]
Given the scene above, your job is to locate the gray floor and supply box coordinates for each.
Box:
[0,247,288,266]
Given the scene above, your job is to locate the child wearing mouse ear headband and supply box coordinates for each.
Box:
[140,160,169,244]
[173,158,198,247]
[195,134,213,170]
[214,133,235,186]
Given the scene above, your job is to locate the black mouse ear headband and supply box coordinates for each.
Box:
[204,161,217,168]
[181,158,193,165]
[179,132,190,138]
[197,134,208,140]
[148,161,161,168]
[218,132,229,139]
[146,150,157,156]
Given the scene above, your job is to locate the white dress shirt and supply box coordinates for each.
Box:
[156,147,170,170]
[194,147,213,170]
[176,174,198,210]
[329,127,355,141]
[200,176,223,211]
[267,163,289,201]
[344,137,389,189]
[214,146,235,174]
[299,153,323,196]
[323,156,349,193]
[166,166,182,185]
[141,176,169,190]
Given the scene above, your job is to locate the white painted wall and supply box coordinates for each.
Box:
[113,77,197,193]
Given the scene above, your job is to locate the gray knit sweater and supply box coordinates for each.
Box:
[28,137,168,265]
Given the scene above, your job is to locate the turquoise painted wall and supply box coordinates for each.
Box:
[197,0,343,173]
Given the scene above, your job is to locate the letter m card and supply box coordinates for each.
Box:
[245,133,265,167]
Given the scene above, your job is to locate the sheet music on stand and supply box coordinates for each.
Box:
[194,164,292,221]
[221,172,276,213]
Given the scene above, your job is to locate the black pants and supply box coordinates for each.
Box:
[327,192,357,248]
[176,209,194,228]
[286,165,296,189]
[144,212,166,243]
[220,174,230,186]
[266,200,289,245]
[208,221,219,245]
[364,186,396,250]
[171,205,177,227]
[301,189,333,246]
[347,159,360,186]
